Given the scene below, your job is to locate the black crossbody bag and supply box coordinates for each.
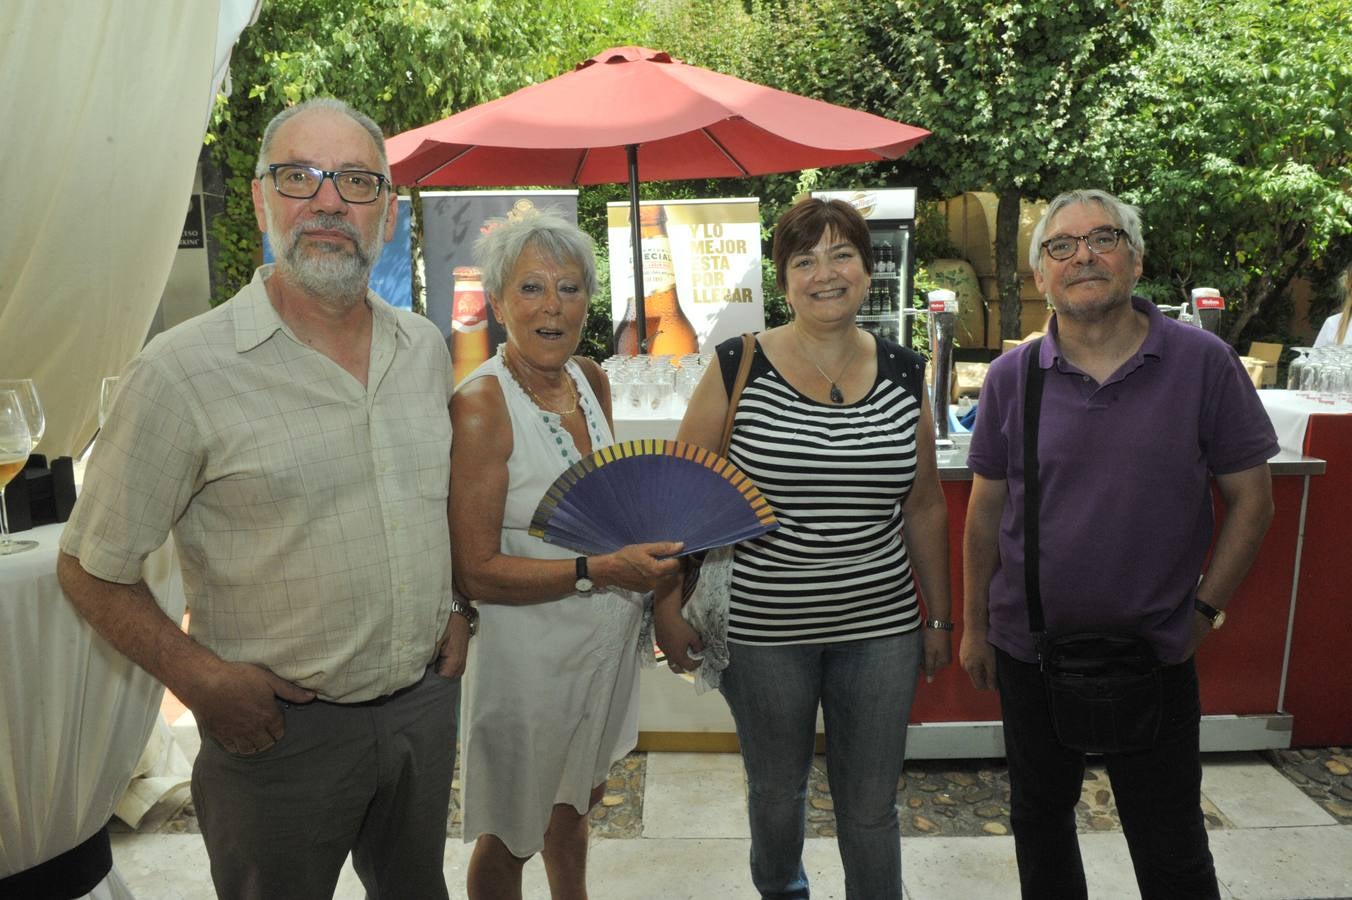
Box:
[1023,341,1163,754]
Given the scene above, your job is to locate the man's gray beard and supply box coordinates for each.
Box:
[264,203,382,308]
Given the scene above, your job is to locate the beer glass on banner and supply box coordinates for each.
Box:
[0,389,36,555]
[451,266,491,385]
[613,205,698,356]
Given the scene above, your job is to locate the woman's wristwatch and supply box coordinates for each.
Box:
[450,595,479,637]
[926,618,954,632]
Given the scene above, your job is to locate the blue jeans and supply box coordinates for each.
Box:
[995,647,1219,900]
[720,631,921,899]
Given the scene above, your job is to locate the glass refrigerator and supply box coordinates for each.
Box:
[812,187,918,349]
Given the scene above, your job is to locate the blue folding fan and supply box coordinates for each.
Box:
[528,439,778,557]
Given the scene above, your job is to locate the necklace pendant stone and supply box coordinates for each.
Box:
[829,384,844,404]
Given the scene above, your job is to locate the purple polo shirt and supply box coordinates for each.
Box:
[967,297,1278,664]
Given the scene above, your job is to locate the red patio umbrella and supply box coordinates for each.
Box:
[386,46,929,350]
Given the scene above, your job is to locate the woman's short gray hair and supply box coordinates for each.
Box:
[1029,189,1145,271]
[474,213,598,300]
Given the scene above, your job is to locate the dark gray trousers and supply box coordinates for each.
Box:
[192,668,459,900]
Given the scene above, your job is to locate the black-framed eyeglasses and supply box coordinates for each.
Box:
[1039,227,1127,262]
[264,164,387,204]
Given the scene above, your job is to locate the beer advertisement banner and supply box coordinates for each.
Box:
[421,190,580,384]
[606,198,765,354]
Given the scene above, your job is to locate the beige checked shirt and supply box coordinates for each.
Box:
[62,267,454,702]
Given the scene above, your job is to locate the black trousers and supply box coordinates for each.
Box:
[995,647,1220,900]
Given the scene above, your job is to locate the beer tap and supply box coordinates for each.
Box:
[1190,287,1225,335]
[926,290,958,449]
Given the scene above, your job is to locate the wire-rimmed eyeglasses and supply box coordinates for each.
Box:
[1039,227,1127,262]
[263,164,387,204]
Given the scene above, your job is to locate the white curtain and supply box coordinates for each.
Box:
[0,0,258,885]
[0,0,257,458]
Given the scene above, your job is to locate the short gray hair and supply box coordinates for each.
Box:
[475,213,598,300]
[254,97,389,179]
[1029,189,1145,271]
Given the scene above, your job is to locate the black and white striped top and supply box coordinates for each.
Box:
[717,334,927,645]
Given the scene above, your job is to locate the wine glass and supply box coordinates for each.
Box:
[1286,348,1312,392]
[99,376,122,429]
[0,389,37,556]
[0,379,45,452]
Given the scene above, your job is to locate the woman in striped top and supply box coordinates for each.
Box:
[656,197,952,899]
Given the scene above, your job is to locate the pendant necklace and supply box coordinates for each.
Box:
[795,328,858,404]
[507,348,578,415]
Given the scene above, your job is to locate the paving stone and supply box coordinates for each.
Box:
[944,771,977,787]
[912,815,938,833]
[982,822,1009,835]
[809,796,834,811]
[1325,759,1350,776]
[1322,800,1352,819]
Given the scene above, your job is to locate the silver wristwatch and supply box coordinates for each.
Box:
[450,595,479,637]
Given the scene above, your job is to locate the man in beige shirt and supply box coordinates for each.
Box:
[59,98,468,898]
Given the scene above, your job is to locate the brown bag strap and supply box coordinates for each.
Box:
[717,333,756,456]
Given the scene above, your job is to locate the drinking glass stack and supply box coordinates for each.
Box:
[601,353,712,420]
[1288,346,1352,404]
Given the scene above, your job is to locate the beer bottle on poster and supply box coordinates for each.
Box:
[451,266,491,385]
[613,205,698,356]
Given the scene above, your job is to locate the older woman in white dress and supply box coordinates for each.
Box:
[450,213,681,899]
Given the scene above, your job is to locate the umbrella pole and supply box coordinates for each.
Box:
[626,144,648,354]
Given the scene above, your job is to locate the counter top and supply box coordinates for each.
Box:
[611,416,1325,479]
[935,445,1324,481]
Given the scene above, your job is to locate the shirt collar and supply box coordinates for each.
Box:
[1041,294,1163,369]
[233,264,402,353]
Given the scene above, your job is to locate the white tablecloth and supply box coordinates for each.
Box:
[1260,390,1352,455]
[0,523,186,882]
[612,416,682,442]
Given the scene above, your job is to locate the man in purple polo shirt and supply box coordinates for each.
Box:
[961,188,1277,899]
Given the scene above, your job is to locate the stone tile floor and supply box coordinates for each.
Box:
[136,745,1352,840]
[111,723,1352,899]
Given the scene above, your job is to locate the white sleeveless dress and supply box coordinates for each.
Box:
[459,349,645,857]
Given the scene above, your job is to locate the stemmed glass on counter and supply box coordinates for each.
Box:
[0,389,38,555]
[99,376,122,429]
[0,379,45,454]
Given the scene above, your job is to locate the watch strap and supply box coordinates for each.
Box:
[449,595,478,636]
[1194,597,1225,629]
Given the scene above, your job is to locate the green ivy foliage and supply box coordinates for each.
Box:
[207,0,649,304]
[1108,0,1352,345]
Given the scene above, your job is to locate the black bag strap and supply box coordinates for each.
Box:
[1022,339,1047,634]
